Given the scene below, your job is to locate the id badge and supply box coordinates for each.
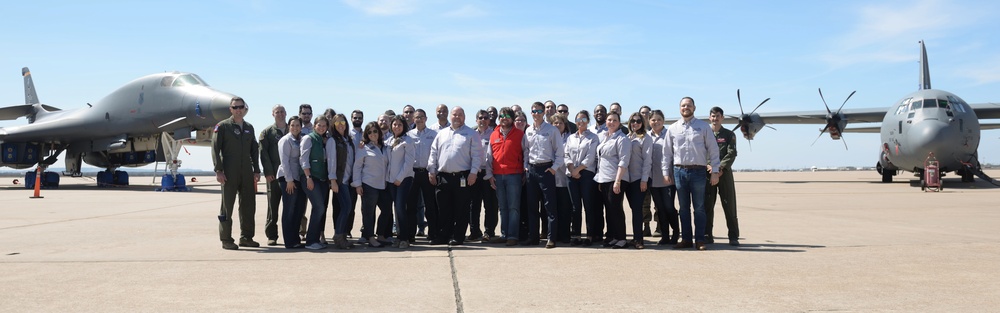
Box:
[460,177,467,187]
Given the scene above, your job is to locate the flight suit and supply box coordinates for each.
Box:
[705,127,739,241]
[213,117,261,244]
[259,124,285,242]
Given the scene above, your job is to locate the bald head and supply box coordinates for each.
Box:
[450,106,466,129]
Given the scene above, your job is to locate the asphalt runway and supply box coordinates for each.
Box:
[1,170,998,312]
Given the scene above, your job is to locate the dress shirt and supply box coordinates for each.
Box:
[351,142,388,189]
[407,127,437,169]
[524,121,564,172]
[627,134,653,183]
[595,129,632,183]
[564,129,600,174]
[427,125,483,175]
[554,132,570,187]
[433,121,451,131]
[349,127,363,147]
[590,123,608,138]
[276,133,302,182]
[384,135,416,183]
[476,127,494,180]
[649,127,672,187]
[663,118,720,174]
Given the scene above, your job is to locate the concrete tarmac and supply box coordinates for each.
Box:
[1,170,998,312]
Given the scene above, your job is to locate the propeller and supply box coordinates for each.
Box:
[811,88,855,150]
[729,89,771,151]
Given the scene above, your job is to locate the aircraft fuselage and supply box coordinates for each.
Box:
[879,89,980,173]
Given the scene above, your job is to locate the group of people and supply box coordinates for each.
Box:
[212,97,741,251]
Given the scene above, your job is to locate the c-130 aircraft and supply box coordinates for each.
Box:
[725,41,1000,187]
[0,67,237,187]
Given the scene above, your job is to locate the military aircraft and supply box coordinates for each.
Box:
[728,41,1000,187]
[0,68,236,187]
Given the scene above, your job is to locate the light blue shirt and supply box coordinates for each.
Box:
[627,134,653,183]
[564,129,599,175]
[595,129,631,183]
[649,127,673,187]
[407,127,438,169]
[554,132,570,187]
[428,125,483,175]
[276,133,301,182]
[352,142,388,189]
[525,121,565,173]
[476,126,494,180]
[384,136,415,183]
[664,118,720,174]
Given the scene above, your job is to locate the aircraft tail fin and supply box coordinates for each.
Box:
[23,67,39,105]
[919,40,931,90]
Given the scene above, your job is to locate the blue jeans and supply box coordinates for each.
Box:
[360,183,392,239]
[332,180,353,235]
[674,167,707,243]
[494,173,522,240]
[568,170,598,239]
[625,179,649,242]
[388,177,413,240]
[526,165,557,241]
[302,178,330,245]
[279,179,307,248]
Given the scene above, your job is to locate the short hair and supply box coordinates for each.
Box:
[610,102,621,108]
[414,108,427,116]
[594,104,606,112]
[548,113,570,135]
[477,109,489,119]
[299,104,312,114]
[384,109,396,117]
[403,104,414,110]
[313,116,329,128]
[680,97,695,106]
[499,107,514,118]
[710,106,724,115]
[531,101,544,110]
[231,97,245,106]
[544,100,556,106]
[639,105,651,112]
[362,121,383,147]
[272,104,285,112]
[351,109,363,117]
[557,104,569,110]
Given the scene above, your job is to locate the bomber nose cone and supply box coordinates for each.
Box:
[907,119,949,155]
[209,92,237,122]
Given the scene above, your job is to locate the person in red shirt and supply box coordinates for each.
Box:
[488,107,529,246]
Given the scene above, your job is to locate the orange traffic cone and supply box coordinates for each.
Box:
[29,167,43,199]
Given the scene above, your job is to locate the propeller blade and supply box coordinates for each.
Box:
[818,88,832,114]
[737,89,745,115]
[811,128,827,146]
[765,125,777,131]
[750,98,770,114]
[837,90,857,114]
[746,138,752,152]
[841,134,849,150]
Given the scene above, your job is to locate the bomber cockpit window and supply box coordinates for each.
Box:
[172,74,208,87]
[160,76,176,87]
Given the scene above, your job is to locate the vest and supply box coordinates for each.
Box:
[490,126,526,175]
[334,136,350,182]
[307,132,328,181]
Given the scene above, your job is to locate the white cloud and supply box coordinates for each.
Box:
[342,0,418,16]
[442,4,487,18]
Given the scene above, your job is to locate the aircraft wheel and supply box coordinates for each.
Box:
[920,178,926,191]
[881,171,893,183]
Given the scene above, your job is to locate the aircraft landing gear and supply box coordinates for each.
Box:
[97,169,129,187]
[877,162,894,183]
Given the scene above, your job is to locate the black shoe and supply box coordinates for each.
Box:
[430,239,448,245]
[448,239,463,246]
[729,239,740,246]
[545,241,556,249]
[222,242,239,250]
[656,238,670,246]
[582,239,593,247]
[704,236,715,244]
[570,238,581,246]
[643,223,652,237]
[466,234,483,242]
[673,241,693,249]
[238,239,260,247]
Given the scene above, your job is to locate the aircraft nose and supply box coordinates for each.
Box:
[907,119,950,154]
[208,92,236,122]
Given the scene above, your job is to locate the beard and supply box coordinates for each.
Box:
[352,121,362,128]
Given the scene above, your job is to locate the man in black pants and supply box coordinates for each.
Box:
[427,106,484,245]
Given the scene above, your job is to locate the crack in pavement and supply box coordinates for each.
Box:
[448,245,465,313]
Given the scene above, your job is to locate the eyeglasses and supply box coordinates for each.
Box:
[499,114,513,119]
[558,110,568,114]
[630,119,643,124]
[530,109,544,114]
[231,105,246,110]
[477,116,489,120]
[333,121,346,126]
[575,118,589,123]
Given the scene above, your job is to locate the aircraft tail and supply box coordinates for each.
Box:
[23,67,39,105]
[0,68,60,123]
[919,40,931,90]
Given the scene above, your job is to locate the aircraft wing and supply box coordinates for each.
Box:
[969,102,1000,119]
[981,122,1000,130]
[746,107,888,125]
[843,125,880,133]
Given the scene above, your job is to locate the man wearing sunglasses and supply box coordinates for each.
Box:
[299,104,314,135]
[212,97,262,250]
[524,101,565,248]
[557,103,577,134]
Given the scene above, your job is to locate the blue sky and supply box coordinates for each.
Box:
[1,0,999,172]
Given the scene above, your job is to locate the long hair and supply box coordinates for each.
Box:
[390,115,409,148]
[362,121,383,148]
[628,112,648,139]
[330,114,348,142]
[287,116,302,140]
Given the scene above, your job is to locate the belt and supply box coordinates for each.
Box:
[530,161,553,168]
[674,164,707,170]
[439,170,470,177]
[413,167,428,172]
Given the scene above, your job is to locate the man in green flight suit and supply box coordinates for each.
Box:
[258,104,287,246]
[705,106,740,246]
[212,97,262,250]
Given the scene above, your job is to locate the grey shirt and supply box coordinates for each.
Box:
[525,121,565,173]
[476,127,494,180]
[554,132,570,187]
[627,134,653,183]
[595,129,631,183]
[384,136,415,183]
[663,118,720,174]
[428,125,483,175]
[649,127,673,187]
[564,129,600,175]
[352,143,388,189]
[407,127,437,169]
[350,127,363,147]
[277,133,301,182]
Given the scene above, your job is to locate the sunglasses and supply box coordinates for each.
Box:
[530,109,544,114]
[576,118,589,123]
[558,110,568,114]
[630,119,643,124]
[334,121,347,126]
[231,105,246,110]
[499,114,513,119]
[477,116,489,120]
[301,112,312,115]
